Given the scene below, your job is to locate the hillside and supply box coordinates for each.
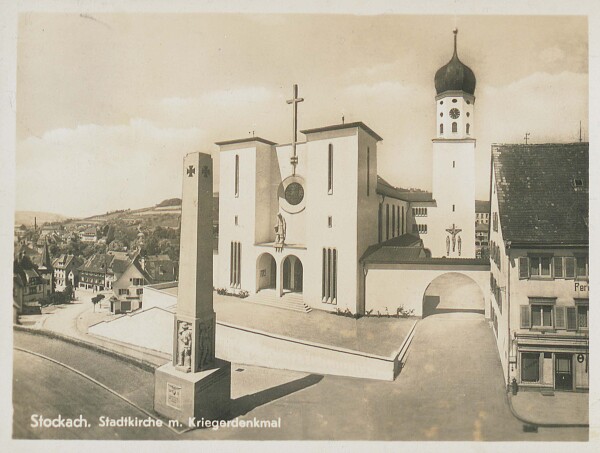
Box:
[15,211,69,226]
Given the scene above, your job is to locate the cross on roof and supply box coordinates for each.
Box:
[286,84,304,176]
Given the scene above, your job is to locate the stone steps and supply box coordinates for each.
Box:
[245,290,312,313]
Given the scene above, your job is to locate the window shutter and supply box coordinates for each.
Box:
[553,257,563,278]
[520,305,530,329]
[565,257,575,279]
[555,306,566,329]
[566,307,577,330]
[519,257,529,279]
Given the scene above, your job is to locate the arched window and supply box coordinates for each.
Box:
[439,123,444,134]
[452,122,457,133]
[328,144,334,194]
[466,123,470,134]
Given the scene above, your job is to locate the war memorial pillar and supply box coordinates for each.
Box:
[154,152,231,426]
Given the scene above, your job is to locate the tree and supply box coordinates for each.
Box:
[91,294,105,312]
[64,283,74,302]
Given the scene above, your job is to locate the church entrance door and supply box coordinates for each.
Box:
[256,253,277,291]
[282,255,303,294]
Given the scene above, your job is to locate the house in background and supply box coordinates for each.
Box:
[79,226,98,243]
[13,253,46,315]
[110,254,178,314]
[52,254,82,290]
[489,142,588,392]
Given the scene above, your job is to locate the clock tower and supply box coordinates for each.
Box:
[429,29,477,258]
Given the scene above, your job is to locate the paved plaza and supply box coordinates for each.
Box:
[13,313,588,441]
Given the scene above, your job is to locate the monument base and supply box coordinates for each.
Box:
[154,359,231,427]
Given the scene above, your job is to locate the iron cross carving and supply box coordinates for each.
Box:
[201,166,211,178]
[186,165,195,177]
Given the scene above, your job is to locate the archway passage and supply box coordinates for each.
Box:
[256,253,277,291]
[422,272,484,318]
[283,255,303,293]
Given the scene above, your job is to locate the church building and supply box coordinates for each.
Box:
[216,30,488,315]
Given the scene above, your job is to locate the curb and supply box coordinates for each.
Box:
[505,391,589,429]
[14,325,160,373]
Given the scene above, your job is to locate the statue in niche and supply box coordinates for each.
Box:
[274,213,286,251]
[457,235,462,256]
[446,235,451,256]
[176,321,192,372]
[198,322,214,368]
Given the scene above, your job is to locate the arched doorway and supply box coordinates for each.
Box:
[422,272,484,318]
[282,255,303,293]
[256,253,277,291]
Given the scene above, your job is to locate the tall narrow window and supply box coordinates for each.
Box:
[378,204,382,243]
[401,206,405,235]
[396,206,400,236]
[452,122,457,133]
[439,124,444,134]
[392,205,396,237]
[322,247,337,304]
[234,155,240,197]
[466,123,471,134]
[453,160,455,168]
[366,147,370,196]
[328,144,334,194]
[230,241,241,287]
[386,204,390,240]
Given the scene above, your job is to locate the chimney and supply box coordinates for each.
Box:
[34,217,37,230]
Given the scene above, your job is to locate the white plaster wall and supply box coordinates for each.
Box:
[217,144,258,291]
[489,168,510,379]
[436,93,475,139]
[216,322,397,381]
[429,140,476,258]
[365,266,490,317]
[304,129,360,312]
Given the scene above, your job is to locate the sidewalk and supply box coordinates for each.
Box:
[508,391,589,426]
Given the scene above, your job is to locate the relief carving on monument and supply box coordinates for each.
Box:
[198,321,215,369]
[176,320,192,372]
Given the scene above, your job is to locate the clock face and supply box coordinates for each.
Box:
[285,182,304,206]
[449,108,461,119]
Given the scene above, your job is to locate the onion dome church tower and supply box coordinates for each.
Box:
[430,29,477,258]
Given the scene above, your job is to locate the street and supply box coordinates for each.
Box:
[12,312,587,441]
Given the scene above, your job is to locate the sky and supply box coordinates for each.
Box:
[15,13,588,218]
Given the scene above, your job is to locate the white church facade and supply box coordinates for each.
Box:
[216,30,490,316]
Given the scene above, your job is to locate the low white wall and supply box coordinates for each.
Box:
[216,321,402,381]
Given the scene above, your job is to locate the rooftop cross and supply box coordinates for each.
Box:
[524,132,530,145]
[286,84,304,176]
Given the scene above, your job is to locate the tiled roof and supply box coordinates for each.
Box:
[376,176,434,202]
[492,143,588,246]
[360,234,426,263]
[79,254,115,274]
[52,254,75,269]
[475,200,490,213]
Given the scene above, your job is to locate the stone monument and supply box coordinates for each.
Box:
[154,152,231,426]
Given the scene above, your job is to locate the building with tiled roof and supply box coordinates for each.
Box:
[489,142,588,392]
[52,254,82,290]
[13,254,47,315]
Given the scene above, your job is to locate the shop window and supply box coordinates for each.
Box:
[521,353,540,383]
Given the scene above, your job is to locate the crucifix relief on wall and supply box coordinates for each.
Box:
[286,84,304,176]
[445,223,462,256]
